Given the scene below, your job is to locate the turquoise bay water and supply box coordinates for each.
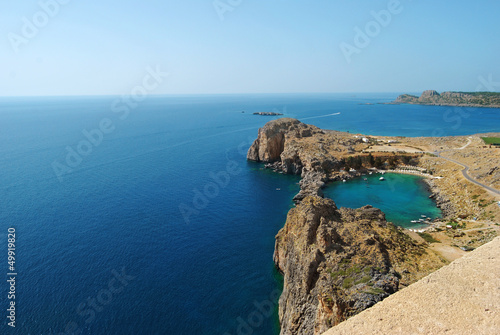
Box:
[0,93,498,334]
[324,173,442,229]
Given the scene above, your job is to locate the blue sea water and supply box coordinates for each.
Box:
[324,173,443,229]
[0,93,498,334]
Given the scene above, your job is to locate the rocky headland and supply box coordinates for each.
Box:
[247,118,500,335]
[273,196,444,334]
[394,90,500,108]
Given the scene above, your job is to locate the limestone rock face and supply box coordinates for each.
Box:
[419,90,440,100]
[274,196,444,335]
[247,118,360,202]
[247,118,321,163]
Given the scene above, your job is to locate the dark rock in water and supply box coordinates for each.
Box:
[253,112,284,116]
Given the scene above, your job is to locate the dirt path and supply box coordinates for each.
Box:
[322,237,500,335]
[429,244,465,262]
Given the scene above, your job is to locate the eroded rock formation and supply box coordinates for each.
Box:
[247,118,363,201]
[274,196,444,335]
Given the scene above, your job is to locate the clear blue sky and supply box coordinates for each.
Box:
[1,0,499,96]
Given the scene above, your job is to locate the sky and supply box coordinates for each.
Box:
[1,0,499,96]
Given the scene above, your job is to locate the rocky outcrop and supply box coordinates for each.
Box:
[274,196,444,335]
[419,89,440,100]
[394,90,500,108]
[247,118,322,163]
[247,119,364,202]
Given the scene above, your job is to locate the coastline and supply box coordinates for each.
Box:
[389,101,500,108]
[392,90,500,109]
[247,118,500,335]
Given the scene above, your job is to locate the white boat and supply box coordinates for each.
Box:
[411,220,418,223]
[379,177,385,181]
[421,215,426,218]
[363,178,368,181]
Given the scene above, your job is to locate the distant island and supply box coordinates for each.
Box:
[253,112,283,116]
[393,90,500,108]
[253,112,284,116]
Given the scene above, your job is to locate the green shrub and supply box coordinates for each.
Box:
[418,232,440,243]
[355,276,371,285]
[365,287,385,295]
[342,278,354,289]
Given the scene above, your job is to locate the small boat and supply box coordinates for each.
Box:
[276,188,281,191]
[369,172,373,175]
[342,180,346,183]
[411,220,418,223]
[379,177,385,181]
[364,178,368,181]
[419,219,424,222]
[421,215,426,218]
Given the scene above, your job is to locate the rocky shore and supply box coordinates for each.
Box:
[247,118,500,335]
[423,178,456,218]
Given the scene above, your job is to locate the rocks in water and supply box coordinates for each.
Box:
[253,112,284,116]
[273,196,444,335]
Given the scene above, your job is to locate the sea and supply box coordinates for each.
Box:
[1,93,499,335]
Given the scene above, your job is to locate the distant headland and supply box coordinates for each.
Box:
[392,90,500,108]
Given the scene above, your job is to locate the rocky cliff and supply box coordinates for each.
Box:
[394,90,500,107]
[247,118,498,335]
[247,118,366,201]
[274,196,444,335]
